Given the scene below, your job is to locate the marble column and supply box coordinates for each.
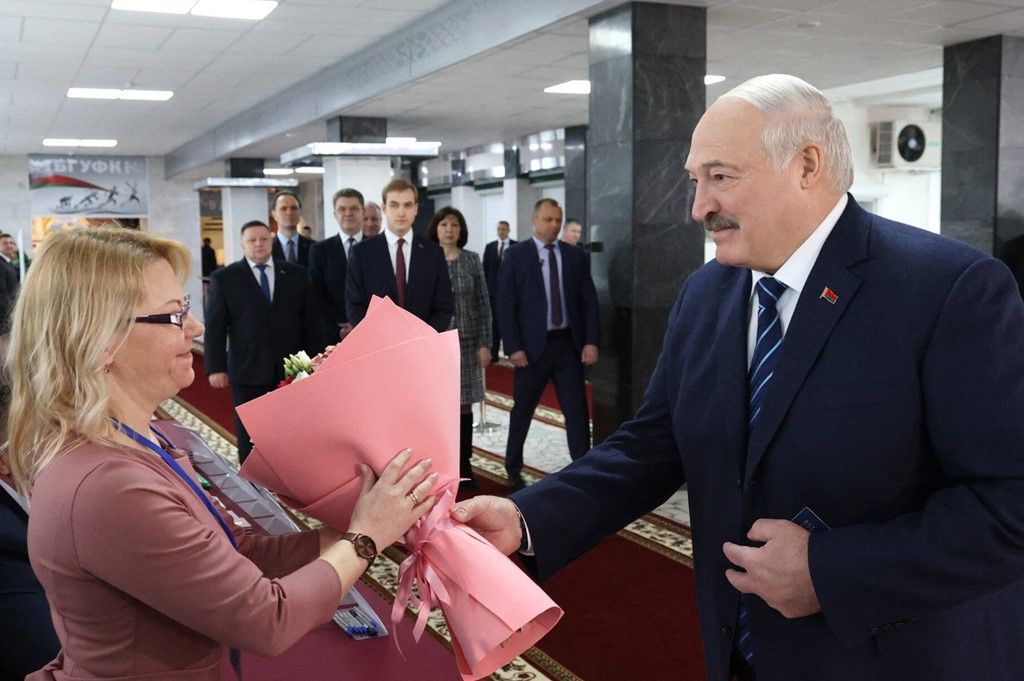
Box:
[563,125,587,231]
[502,177,541,241]
[587,3,707,441]
[942,35,1024,259]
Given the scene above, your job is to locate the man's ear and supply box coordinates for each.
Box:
[799,143,825,189]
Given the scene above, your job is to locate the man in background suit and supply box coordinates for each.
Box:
[205,220,323,461]
[270,191,313,267]
[0,235,19,331]
[201,237,218,277]
[560,218,583,247]
[497,199,599,491]
[346,179,453,333]
[363,201,383,238]
[0,384,60,679]
[456,74,1024,681]
[309,188,365,343]
[483,220,514,358]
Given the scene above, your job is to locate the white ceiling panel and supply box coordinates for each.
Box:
[92,21,174,48]
[0,0,108,21]
[0,16,21,42]
[160,27,247,52]
[20,17,100,45]
[953,7,1024,32]
[892,1,1019,25]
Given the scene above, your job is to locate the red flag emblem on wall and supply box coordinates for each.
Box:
[820,287,839,304]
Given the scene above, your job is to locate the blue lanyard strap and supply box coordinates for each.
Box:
[113,419,238,549]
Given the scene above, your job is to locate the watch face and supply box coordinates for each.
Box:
[353,534,376,560]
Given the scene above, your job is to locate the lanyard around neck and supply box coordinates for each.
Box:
[113,419,237,549]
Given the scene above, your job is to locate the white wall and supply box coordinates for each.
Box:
[837,101,941,233]
[0,155,31,248]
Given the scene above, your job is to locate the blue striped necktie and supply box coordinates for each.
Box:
[256,263,271,304]
[737,275,787,669]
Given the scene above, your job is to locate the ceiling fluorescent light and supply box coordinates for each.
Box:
[544,80,590,95]
[294,166,325,175]
[68,88,174,101]
[120,89,174,101]
[263,168,294,176]
[704,75,727,85]
[67,87,122,99]
[190,0,278,20]
[110,0,194,14]
[42,138,118,148]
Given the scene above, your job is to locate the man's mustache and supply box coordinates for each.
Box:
[704,214,739,232]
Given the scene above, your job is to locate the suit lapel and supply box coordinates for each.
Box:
[235,259,271,308]
[379,235,398,299]
[407,234,427,295]
[716,269,754,482]
[744,197,871,482]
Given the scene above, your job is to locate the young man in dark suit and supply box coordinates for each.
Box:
[497,199,599,491]
[308,188,365,343]
[457,74,1024,681]
[205,220,323,461]
[482,220,514,357]
[269,191,313,267]
[345,179,453,333]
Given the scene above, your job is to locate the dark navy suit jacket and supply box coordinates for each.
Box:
[204,258,324,384]
[308,234,351,340]
[513,197,1024,681]
[496,239,599,362]
[483,239,515,301]
[345,232,453,333]
[0,485,59,679]
[271,233,313,268]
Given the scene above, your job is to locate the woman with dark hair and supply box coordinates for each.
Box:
[427,208,491,489]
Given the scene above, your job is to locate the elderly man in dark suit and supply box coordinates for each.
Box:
[482,220,514,358]
[308,188,366,343]
[456,74,1024,681]
[497,199,599,491]
[205,220,323,461]
[269,191,313,267]
[346,179,453,333]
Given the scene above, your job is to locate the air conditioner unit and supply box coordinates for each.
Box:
[870,120,941,170]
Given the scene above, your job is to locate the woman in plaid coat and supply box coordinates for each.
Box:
[428,208,492,489]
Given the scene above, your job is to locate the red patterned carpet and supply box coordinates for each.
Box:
[180,350,705,681]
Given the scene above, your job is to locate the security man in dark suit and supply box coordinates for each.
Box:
[308,188,365,343]
[346,179,453,333]
[497,198,599,491]
[482,220,515,358]
[205,220,323,461]
[270,191,313,268]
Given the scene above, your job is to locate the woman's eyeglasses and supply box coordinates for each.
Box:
[133,293,191,329]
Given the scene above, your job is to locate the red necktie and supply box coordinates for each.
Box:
[395,237,407,308]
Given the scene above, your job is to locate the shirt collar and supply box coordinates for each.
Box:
[751,194,848,297]
[276,231,295,248]
[533,236,557,253]
[246,257,272,269]
[385,228,412,246]
[342,231,362,243]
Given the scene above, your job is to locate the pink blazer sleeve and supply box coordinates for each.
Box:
[70,460,341,657]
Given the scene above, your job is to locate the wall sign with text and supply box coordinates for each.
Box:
[28,154,149,218]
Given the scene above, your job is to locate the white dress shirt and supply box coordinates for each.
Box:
[384,228,413,279]
[532,236,568,331]
[341,231,362,258]
[276,232,298,260]
[246,257,275,299]
[746,195,848,367]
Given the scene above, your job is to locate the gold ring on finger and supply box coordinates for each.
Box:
[408,490,420,505]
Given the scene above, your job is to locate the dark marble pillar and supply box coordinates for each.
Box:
[587,3,707,441]
[326,116,387,143]
[564,125,587,231]
[942,36,1024,260]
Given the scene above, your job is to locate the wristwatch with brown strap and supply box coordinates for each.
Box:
[340,532,377,569]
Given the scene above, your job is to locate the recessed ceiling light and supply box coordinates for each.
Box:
[111,0,193,13]
[704,75,727,85]
[263,168,294,176]
[544,80,591,95]
[110,0,277,20]
[43,138,118,148]
[190,0,278,20]
[68,87,174,101]
[294,166,325,175]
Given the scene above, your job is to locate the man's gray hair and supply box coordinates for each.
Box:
[719,74,854,194]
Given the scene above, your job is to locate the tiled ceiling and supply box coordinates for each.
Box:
[3,0,1024,171]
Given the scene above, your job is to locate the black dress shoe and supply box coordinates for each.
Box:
[507,473,526,492]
